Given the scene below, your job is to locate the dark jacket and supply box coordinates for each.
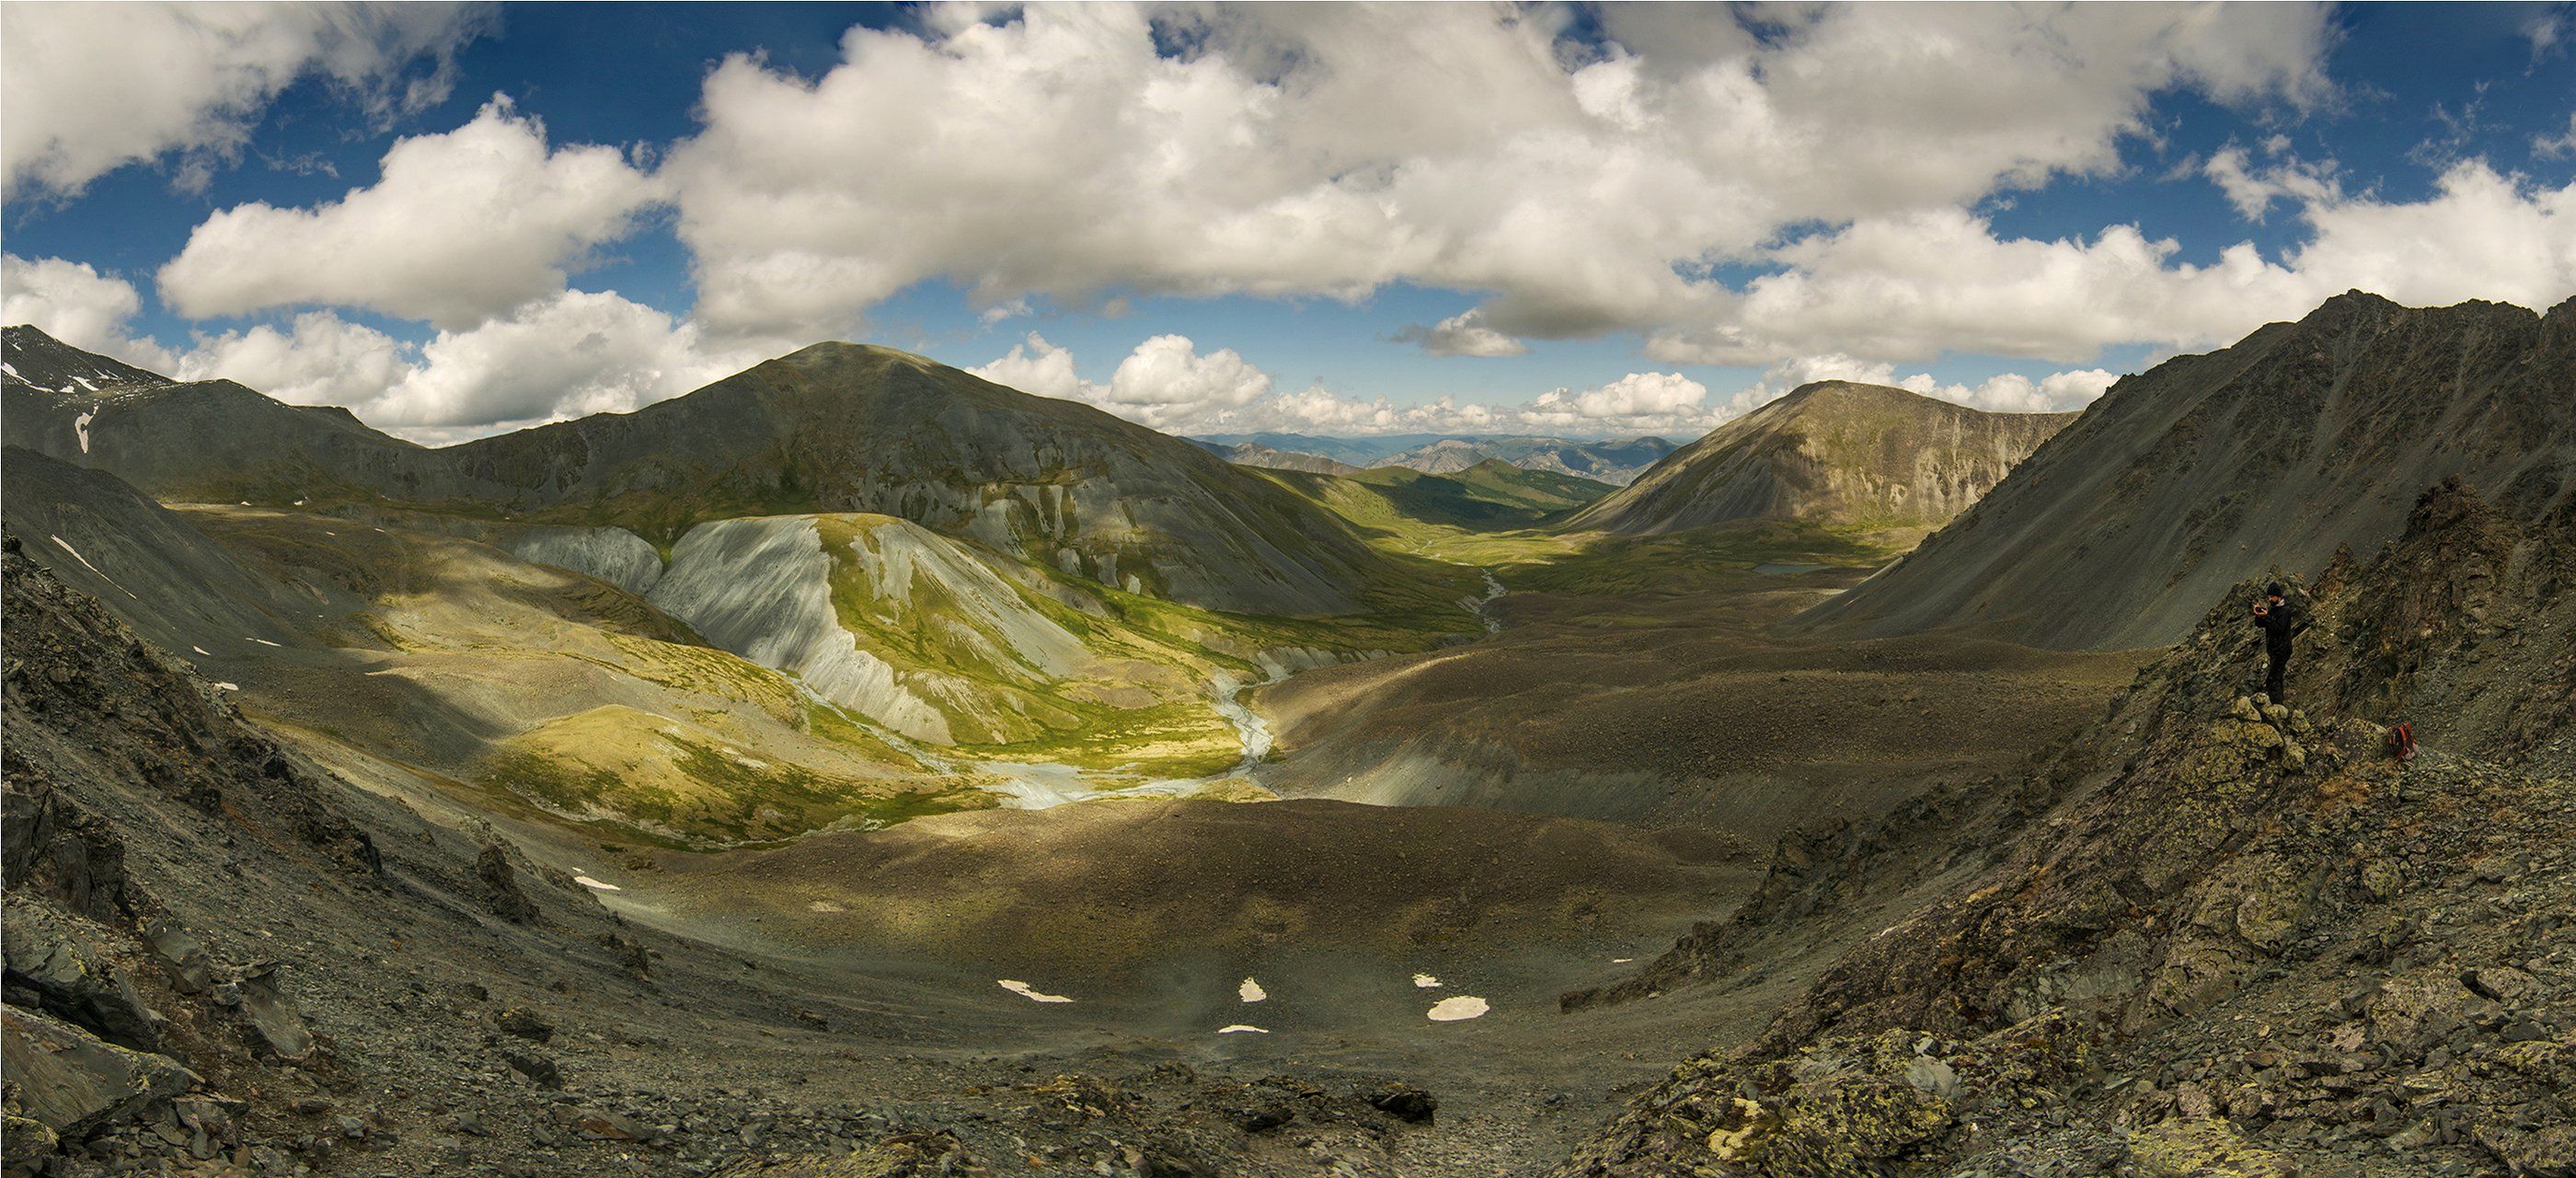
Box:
[2253,597,2306,655]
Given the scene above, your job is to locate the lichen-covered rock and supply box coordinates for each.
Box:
[2126,1119,2300,1177]
[0,1005,196,1142]
[2,903,160,1050]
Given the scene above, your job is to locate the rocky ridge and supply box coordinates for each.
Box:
[1802,293,2576,650]
[1568,382,2074,537]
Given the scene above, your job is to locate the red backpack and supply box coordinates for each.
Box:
[2389,722,2417,762]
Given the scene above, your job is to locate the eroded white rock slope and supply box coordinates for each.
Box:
[508,526,665,595]
[645,514,1089,747]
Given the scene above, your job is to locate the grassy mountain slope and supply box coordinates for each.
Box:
[1800,294,2576,650]
[1568,382,2074,537]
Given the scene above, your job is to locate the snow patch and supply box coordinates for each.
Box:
[247,638,282,647]
[191,646,211,655]
[997,979,1073,1004]
[48,537,135,598]
[1238,977,1267,1003]
[1,363,17,379]
[572,875,622,892]
[1412,974,1443,989]
[1217,1025,1269,1034]
[1426,996,1489,1022]
[213,682,240,691]
[74,406,95,453]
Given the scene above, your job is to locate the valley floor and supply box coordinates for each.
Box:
[4,528,2154,1178]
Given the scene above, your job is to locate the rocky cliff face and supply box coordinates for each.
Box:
[1558,477,2576,1176]
[1802,293,2576,650]
[1568,382,2074,536]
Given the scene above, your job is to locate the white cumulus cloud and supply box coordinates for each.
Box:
[971,332,1271,432]
[158,98,661,329]
[1391,311,1532,357]
[659,3,2336,344]
[967,332,2110,441]
[1,2,488,197]
[1,254,179,370]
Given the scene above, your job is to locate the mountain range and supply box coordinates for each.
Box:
[6,290,2571,1178]
[1802,292,2576,649]
[2,329,1413,619]
[1191,432,1678,485]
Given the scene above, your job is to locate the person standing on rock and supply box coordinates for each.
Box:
[2251,583,2308,703]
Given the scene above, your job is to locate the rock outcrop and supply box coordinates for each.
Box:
[644,514,1090,745]
[1567,382,2073,536]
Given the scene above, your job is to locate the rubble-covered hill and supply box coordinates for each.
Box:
[1803,293,2576,651]
[0,537,914,1177]
[1567,383,2072,537]
[1558,477,2575,1177]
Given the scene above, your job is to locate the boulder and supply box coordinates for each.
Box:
[1363,1082,1438,1123]
[0,1006,195,1142]
[1,904,160,1050]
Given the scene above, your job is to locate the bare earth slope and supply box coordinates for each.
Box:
[1801,293,2576,650]
[1568,381,2074,537]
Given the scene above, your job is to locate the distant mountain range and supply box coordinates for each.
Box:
[1191,432,1677,485]
[1802,292,2576,649]
[1205,442,1363,476]
[1568,382,2074,536]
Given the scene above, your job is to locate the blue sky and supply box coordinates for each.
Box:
[4,3,2571,442]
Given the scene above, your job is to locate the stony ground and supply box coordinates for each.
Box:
[1260,565,2145,837]
[14,477,2560,1178]
[0,535,1824,1178]
[1552,479,2576,1177]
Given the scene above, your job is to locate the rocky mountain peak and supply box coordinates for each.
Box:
[2,325,173,394]
[1570,380,2074,536]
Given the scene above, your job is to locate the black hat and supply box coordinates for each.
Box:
[2264,582,2285,597]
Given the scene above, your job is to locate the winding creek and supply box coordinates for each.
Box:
[960,566,1506,810]
[766,562,1512,814]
